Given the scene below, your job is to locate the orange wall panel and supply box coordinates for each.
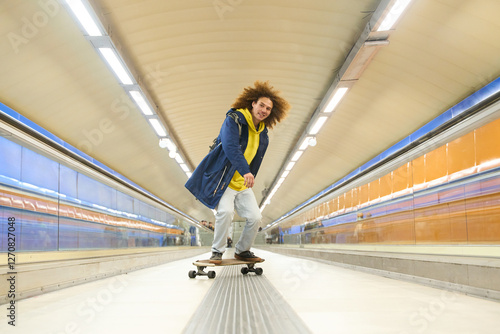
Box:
[414,204,451,244]
[466,194,500,242]
[447,200,468,243]
[317,205,322,218]
[369,179,380,201]
[330,198,338,214]
[319,202,326,217]
[412,156,426,186]
[351,188,359,208]
[393,163,411,193]
[475,117,500,171]
[379,173,392,198]
[338,194,345,211]
[425,144,447,182]
[447,132,476,175]
[359,184,369,205]
[284,117,500,246]
[345,191,352,210]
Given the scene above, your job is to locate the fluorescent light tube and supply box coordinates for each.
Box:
[129,91,153,115]
[309,116,328,135]
[377,0,412,31]
[98,48,133,85]
[299,136,313,150]
[148,119,167,137]
[291,150,303,162]
[65,0,102,36]
[180,164,190,172]
[281,170,290,178]
[285,161,295,171]
[268,184,281,199]
[174,154,184,164]
[324,87,348,113]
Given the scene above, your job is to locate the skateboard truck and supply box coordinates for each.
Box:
[240,263,263,276]
[189,265,216,279]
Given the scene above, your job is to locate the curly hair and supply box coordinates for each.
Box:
[232,81,290,129]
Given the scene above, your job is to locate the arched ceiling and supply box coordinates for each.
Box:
[1,0,500,227]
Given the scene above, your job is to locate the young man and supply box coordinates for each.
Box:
[185,81,290,264]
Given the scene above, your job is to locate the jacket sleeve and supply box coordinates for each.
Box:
[220,115,251,176]
[249,131,268,177]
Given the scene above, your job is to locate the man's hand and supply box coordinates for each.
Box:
[243,173,255,188]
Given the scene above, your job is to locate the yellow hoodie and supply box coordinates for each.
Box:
[228,108,265,191]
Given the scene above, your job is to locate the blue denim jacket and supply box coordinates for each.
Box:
[185,109,269,209]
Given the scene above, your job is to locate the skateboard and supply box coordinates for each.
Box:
[188,258,265,279]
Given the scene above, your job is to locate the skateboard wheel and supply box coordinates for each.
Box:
[241,267,249,275]
[255,268,263,275]
[188,270,197,279]
[208,271,216,279]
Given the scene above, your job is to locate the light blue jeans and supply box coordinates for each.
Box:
[211,187,261,254]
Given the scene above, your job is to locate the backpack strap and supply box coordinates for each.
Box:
[227,110,242,137]
[209,110,242,152]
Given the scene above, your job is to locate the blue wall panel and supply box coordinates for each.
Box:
[77,173,113,208]
[0,132,184,252]
[21,148,59,194]
[117,191,134,214]
[59,165,77,199]
[0,136,22,184]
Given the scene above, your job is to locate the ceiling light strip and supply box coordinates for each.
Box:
[149,119,167,137]
[308,116,328,135]
[129,91,154,116]
[377,0,412,31]
[61,0,192,175]
[98,48,134,85]
[324,87,349,113]
[64,0,103,36]
[259,0,409,211]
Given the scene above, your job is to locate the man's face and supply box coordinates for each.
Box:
[251,97,273,125]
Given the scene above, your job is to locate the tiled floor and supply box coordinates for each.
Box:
[1,248,499,333]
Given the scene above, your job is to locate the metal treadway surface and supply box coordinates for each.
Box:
[183,264,312,334]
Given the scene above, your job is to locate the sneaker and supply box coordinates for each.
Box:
[234,251,263,262]
[209,252,223,264]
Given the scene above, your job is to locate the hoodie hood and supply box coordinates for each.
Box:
[237,108,265,134]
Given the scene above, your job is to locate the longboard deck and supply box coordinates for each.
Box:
[193,258,265,267]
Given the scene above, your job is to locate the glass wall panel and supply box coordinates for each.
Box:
[273,117,500,248]
[0,136,187,253]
